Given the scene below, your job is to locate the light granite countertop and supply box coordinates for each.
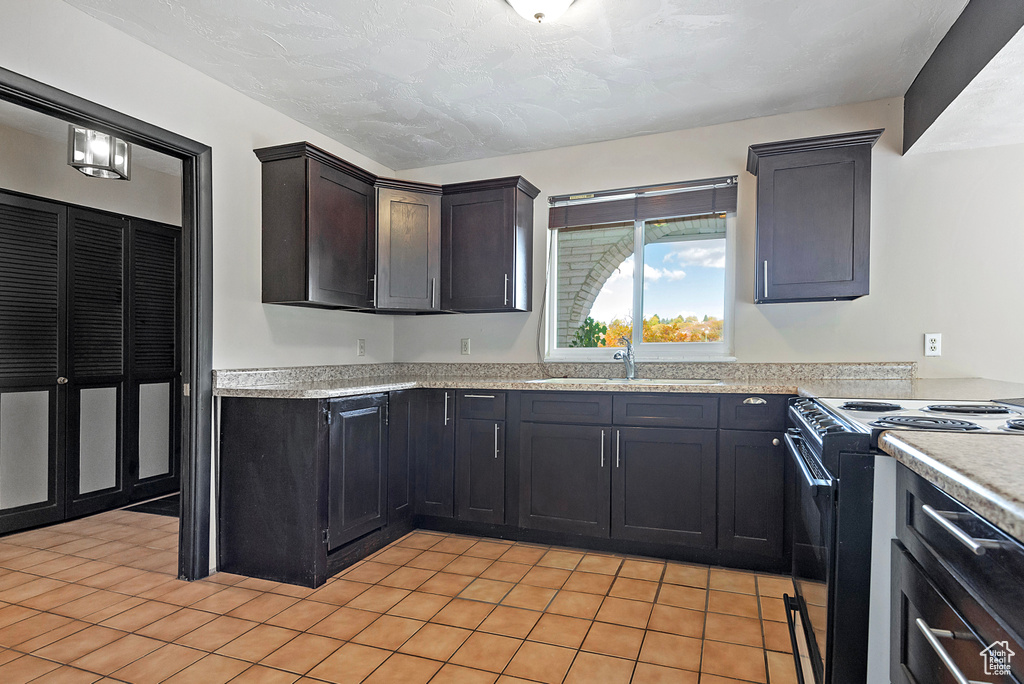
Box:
[880,431,1024,543]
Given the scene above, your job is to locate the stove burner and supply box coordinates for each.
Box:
[1005,419,1024,432]
[840,401,903,412]
[870,416,983,431]
[923,404,1017,415]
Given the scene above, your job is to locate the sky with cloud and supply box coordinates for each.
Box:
[589,238,726,326]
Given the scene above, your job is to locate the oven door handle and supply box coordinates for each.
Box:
[784,431,833,495]
[783,594,808,684]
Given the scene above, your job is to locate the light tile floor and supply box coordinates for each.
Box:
[0,511,799,683]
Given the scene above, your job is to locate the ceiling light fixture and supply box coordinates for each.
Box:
[68,125,131,180]
[506,0,575,24]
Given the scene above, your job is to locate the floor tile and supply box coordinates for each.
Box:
[308,579,371,606]
[306,642,390,683]
[564,651,635,684]
[175,615,258,651]
[444,556,494,577]
[595,596,653,628]
[419,572,476,597]
[707,590,760,619]
[656,584,707,611]
[449,632,522,672]
[226,592,299,622]
[704,612,764,648]
[162,654,250,684]
[363,652,441,684]
[306,606,379,641]
[216,624,300,662]
[647,604,705,639]
[575,554,622,575]
[33,624,125,664]
[519,566,570,589]
[351,614,424,650]
[406,550,460,571]
[137,607,217,641]
[763,618,793,653]
[757,574,794,598]
[30,665,105,684]
[766,649,799,684]
[0,653,62,682]
[99,601,179,632]
[526,613,590,649]
[759,595,787,622]
[477,606,542,639]
[380,566,436,591]
[464,541,512,560]
[460,578,515,603]
[480,562,531,583]
[503,640,575,684]
[398,622,473,661]
[709,569,758,595]
[346,585,411,613]
[429,662,499,684]
[261,633,343,674]
[229,664,301,684]
[431,598,495,629]
[110,643,205,684]
[387,591,451,620]
[561,571,614,595]
[631,661,700,683]
[700,639,767,683]
[610,577,659,602]
[545,590,604,619]
[70,634,163,675]
[620,559,665,582]
[497,546,546,566]
[264,600,337,631]
[639,631,702,671]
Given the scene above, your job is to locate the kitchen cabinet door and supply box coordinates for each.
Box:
[387,391,417,524]
[611,427,717,548]
[717,430,784,558]
[519,422,610,537]
[327,394,387,551]
[441,177,538,312]
[415,390,456,518]
[375,183,441,311]
[257,143,376,309]
[748,130,882,303]
[455,418,505,524]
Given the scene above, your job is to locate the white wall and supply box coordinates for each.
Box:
[0,121,182,226]
[397,98,1024,383]
[0,0,396,370]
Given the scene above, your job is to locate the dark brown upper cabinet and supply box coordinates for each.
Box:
[747,129,883,304]
[374,180,442,312]
[256,143,376,310]
[441,177,539,313]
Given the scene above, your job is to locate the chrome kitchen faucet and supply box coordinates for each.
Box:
[613,337,637,380]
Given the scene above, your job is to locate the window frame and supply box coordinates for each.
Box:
[544,213,736,362]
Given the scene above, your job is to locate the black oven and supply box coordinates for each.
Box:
[784,399,876,684]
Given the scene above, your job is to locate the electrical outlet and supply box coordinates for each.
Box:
[924,333,941,357]
[461,338,471,355]
[357,339,366,357]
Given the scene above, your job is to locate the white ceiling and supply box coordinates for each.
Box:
[62,0,968,170]
[0,98,182,176]
[909,26,1024,154]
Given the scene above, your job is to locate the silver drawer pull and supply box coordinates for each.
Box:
[464,394,496,399]
[600,430,605,467]
[921,505,1007,556]
[444,392,449,426]
[494,424,500,459]
[915,618,992,684]
[743,397,767,405]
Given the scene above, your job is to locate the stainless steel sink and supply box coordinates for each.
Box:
[528,378,722,386]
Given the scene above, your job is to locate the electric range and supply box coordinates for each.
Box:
[781,395,1024,684]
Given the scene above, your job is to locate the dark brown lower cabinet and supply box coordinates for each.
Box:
[455,419,505,524]
[519,422,610,537]
[414,390,455,517]
[717,430,785,558]
[612,427,717,548]
[327,395,387,551]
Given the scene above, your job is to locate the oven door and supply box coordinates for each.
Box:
[785,428,836,684]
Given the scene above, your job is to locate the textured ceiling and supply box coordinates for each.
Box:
[62,0,968,170]
[909,26,1024,154]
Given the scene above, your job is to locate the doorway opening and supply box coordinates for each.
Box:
[0,66,213,580]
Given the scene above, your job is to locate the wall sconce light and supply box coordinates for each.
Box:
[506,0,575,23]
[68,125,131,180]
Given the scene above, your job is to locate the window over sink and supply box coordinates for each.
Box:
[546,177,737,361]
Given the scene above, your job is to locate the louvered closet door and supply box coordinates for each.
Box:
[66,208,129,518]
[127,219,180,501]
[0,193,66,533]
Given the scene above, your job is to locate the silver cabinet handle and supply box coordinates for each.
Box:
[772,438,780,446]
[494,424,499,459]
[921,504,1006,555]
[743,397,767,405]
[600,430,605,467]
[57,377,68,385]
[464,394,495,399]
[915,618,991,684]
[504,274,509,306]
[370,275,377,307]
[431,277,436,309]
[443,391,449,426]
[616,430,621,468]
[763,260,769,299]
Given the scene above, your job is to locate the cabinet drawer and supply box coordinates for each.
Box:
[897,465,1024,640]
[718,394,789,431]
[521,392,612,425]
[892,541,1023,683]
[457,391,506,420]
[612,394,718,429]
